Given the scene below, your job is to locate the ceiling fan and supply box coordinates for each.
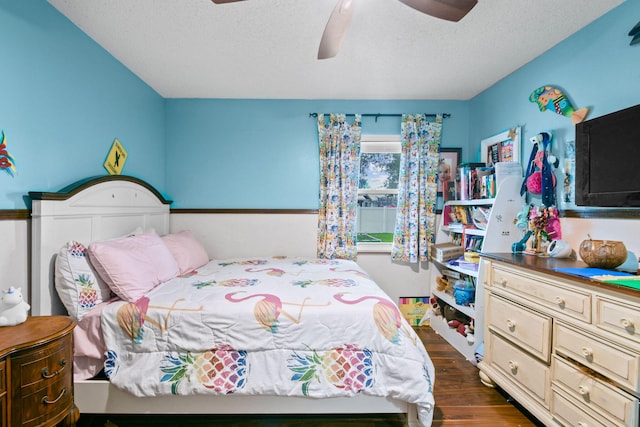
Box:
[211,0,477,59]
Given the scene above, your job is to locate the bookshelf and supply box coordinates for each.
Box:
[429,175,524,364]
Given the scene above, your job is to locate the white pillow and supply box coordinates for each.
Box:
[54,227,143,320]
[55,241,113,320]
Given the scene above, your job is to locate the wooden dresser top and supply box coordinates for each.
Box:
[482,252,640,298]
[0,316,75,359]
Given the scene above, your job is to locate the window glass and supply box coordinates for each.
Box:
[357,136,401,247]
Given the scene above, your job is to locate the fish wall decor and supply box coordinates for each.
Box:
[630,20,640,46]
[529,85,589,124]
[0,130,17,177]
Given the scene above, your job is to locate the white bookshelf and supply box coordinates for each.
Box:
[428,175,524,364]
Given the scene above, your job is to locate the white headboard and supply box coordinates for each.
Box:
[29,176,171,316]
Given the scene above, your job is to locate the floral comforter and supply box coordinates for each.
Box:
[101,257,435,426]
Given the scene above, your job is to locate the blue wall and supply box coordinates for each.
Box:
[1,1,636,210]
[469,0,639,166]
[165,99,469,208]
[0,1,165,209]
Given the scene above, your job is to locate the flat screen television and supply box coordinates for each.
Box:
[575,104,640,207]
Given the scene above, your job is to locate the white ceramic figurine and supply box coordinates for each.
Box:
[0,287,30,326]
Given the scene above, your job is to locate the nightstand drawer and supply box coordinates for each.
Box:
[552,389,609,427]
[487,332,550,407]
[19,377,73,427]
[553,355,639,426]
[0,360,5,393]
[13,339,71,392]
[596,296,640,344]
[491,264,591,322]
[487,294,552,362]
[555,322,640,393]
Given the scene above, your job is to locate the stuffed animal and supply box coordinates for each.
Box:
[0,287,30,326]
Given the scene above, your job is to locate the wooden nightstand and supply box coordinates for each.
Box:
[0,316,79,427]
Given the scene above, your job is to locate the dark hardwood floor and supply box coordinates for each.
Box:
[76,326,543,427]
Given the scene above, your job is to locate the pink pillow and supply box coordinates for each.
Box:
[161,230,209,275]
[87,231,179,302]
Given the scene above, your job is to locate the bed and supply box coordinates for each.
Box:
[29,175,435,426]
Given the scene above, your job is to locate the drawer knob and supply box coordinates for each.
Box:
[508,360,518,372]
[41,358,67,379]
[554,296,565,306]
[42,387,66,405]
[581,347,593,359]
[577,385,590,396]
[498,278,507,287]
[620,318,634,329]
[506,319,516,330]
[577,422,588,427]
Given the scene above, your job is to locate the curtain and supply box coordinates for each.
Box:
[391,114,442,263]
[316,113,362,260]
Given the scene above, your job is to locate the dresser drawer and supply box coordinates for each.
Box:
[487,294,552,362]
[491,264,591,322]
[487,332,551,407]
[553,355,639,426]
[554,322,640,393]
[551,389,609,427]
[12,338,71,392]
[596,296,640,345]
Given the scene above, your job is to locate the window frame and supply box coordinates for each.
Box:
[357,134,401,253]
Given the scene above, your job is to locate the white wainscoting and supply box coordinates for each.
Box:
[0,219,30,303]
[169,213,432,304]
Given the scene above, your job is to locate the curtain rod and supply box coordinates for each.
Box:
[309,112,450,123]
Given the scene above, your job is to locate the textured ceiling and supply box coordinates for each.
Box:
[48,0,624,100]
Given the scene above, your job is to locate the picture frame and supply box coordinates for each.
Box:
[437,147,462,195]
[480,126,521,167]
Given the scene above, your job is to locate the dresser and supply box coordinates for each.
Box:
[0,316,78,427]
[478,253,640,427]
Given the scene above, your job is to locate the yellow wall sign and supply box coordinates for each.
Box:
[104,138,127,175]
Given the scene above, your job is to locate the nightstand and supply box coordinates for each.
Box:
[0,316,78,427]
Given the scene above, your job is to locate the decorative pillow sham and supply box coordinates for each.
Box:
[87,230,179,302]
[161,230,209,275]
[55,241,113,320]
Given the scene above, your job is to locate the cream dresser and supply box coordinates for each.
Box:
[477,253,640,427]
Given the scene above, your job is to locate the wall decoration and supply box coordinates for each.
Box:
[521,131,559,208]
[480,126,521,167]
[529,85,589,124]
[0,130,17,177]
[630,20,640,45]
[437,147,461,195]
[104,138,128,175]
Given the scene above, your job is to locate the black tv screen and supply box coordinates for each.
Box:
[575,104,640,207]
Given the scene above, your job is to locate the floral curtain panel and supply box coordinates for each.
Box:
[392,114,442,263]
[316,113,362,260]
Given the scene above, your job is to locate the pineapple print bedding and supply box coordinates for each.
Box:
[100,257,435,426]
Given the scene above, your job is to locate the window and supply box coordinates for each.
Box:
[357,135,401,252]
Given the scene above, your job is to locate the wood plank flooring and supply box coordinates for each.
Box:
[77,326,543,427]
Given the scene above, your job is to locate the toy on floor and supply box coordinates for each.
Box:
[0,287,30,326]
[529,85,589,124]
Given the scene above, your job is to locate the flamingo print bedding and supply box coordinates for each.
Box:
[100,256,435,426]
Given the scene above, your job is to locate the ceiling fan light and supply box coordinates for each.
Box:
[398,0,477,22]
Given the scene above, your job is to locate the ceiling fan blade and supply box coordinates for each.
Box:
[211,0,245,3]
[317,0,355,60]
[398,0,477,22]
